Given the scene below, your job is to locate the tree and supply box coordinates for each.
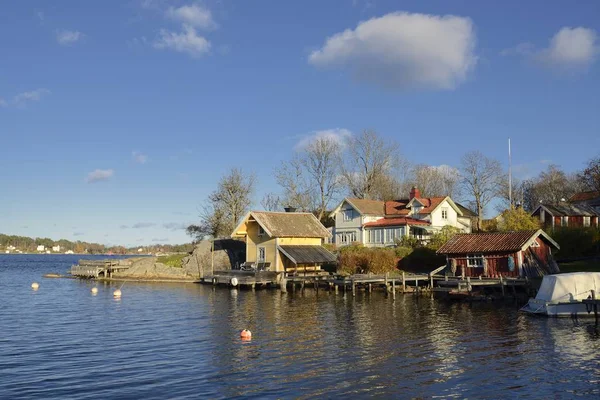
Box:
[496,176,525,212]
[341,130,404,200]
[260,192,282,211]
[276,136,343,218]
[580,155,600,193]
[187,168,255,240]
[521,164,584,210]
[410,164,461,198]
[460,151,503,231]
[497,207,541,232]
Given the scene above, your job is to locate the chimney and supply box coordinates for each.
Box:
[284,206,297,213]
[409,187,420,200]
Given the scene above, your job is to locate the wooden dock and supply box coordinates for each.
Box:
[70,259,131,278]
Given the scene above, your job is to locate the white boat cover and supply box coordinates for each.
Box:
[536,272,600,302]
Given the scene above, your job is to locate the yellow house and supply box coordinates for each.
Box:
[231,211,336,273]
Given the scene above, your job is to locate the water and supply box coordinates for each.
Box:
[1,255,599,399]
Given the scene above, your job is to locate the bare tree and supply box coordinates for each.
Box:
[496,175,525,212]
[411,164,461,198]
[341,130,403,200]
[260,193,282,211]
[275,136,343,218]
[187,168,255,239]
[275,156,315,212]
[301,137,343,219]
[580,155,600,193]
[521,164,584,210]
[460,151,503,231]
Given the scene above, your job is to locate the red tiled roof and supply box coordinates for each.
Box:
[363,217,430,228]
[385,197,447,216]
[437,230,548,254]
[569,191,600,202]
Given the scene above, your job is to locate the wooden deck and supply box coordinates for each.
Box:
[70,259,131,278]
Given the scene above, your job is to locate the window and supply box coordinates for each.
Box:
[561,216,568,227]
[467,254,484,268]
[367,229,384,244]
[530,240,540,248]
[441,208,448,220]
[413,206,421,215]
[258,225,266,237]
[584,216,591,227]
[343,209,353,222]
[338,231,356,244]
[257,247,266,262]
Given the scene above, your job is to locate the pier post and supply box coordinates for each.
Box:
[500,275,505,297]
[335,284,339,294]
[430,274,434,290]
[352,279,356,297]
[592,290,598,326]
[402,272,406,293]
[392,278,396,299]
[368,283,372,293]
[467,276,471,292]
[280,276,287,293]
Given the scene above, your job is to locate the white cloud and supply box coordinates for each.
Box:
[153,25,211,57]
[132,150,148,164]
[132,222,156,229]
[295,128,352,150]
[537,27,598,69]
[503,27,599,71]
[167,4,217,30]
[163,222,188,231]
[13,88,50,106]
[85,169,114,183]
[56,30,83,46]
[0,98,7,107]
[309,11,477,90]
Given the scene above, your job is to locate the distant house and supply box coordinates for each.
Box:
[52,245,61,252]
[64,250,74,254]
[569,190,600,214]
[231,211,336,273]
[36,245,45,252]
[329,187,472,247]
[437,229,560,278]
[531,203,600,229]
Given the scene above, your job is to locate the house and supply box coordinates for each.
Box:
[531,203,600,229]
[569,190,600,214]
[36,245,45,252]
[437,229,560,278]
[329,187,472,247]
[231,211,336,273]
[52,245,61,252]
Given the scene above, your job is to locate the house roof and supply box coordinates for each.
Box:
[232,211,331,238]
[437,229,559,254]
[455,203,478,217]
[363,217,430,228]
[569,191,600,202]
[535,203,600,217]
[385,196,459,216]
[278,245,337,264]
[345,198,385,215]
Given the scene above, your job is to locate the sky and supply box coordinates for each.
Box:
[1,0,599,246]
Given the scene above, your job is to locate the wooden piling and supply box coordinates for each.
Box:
[402,272,406,293]
[280,277,287,293]
[500,275,505,297]
[592,290,598,326]
[392,278,396,299]
[352,279,356,297]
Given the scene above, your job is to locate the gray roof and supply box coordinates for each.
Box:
[251,212,331,238]
[278,245,337,264]
[541,203,600,217]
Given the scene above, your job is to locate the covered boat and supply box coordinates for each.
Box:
[521,272,600,317]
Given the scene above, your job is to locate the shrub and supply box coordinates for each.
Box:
[338,246,398,275]
[156,253,187,268]
[398,247,446,273]
[551,227,600,259]
[395,246,413,259]
[427,226,461,251]
[498,208,541,232]
[396,236,421,249]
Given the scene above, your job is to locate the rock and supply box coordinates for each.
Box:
[182,239,245,278]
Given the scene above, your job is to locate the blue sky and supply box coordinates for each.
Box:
[1,0,599,246]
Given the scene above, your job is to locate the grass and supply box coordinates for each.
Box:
[558,259,600,273]
[156,253,187,268]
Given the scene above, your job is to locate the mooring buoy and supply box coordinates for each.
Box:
[31,282,39,290]
[91,287,98,295]
[240,329,252,340]
[113,289,122,298]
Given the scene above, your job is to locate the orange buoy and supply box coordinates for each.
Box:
[240,329,252,340]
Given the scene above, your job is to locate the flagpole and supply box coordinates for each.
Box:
[508,138,512,209]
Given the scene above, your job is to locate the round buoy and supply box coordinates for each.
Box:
[113,289,122,298]
[91,287,98,295]
[31,282,39,290]
[240,329,252,340]
[230,277,239,287]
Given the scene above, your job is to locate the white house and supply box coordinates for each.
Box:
[329,187,472,247]
[36,245,45,252]
[52,245,61,252]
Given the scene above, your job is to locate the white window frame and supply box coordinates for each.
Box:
[343,209,353,222]
[338,231,356,244]
[467,254,484,268]
[258,225,266,237]
[257,247,266,262]
[441,208,448,220]
[530,240,540,248]
[584,216,591,227]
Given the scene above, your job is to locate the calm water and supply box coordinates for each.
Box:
[1,255,599,399]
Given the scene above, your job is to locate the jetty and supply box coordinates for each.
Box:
[70,259,131,278]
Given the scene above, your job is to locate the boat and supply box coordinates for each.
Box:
[521,272,600,317]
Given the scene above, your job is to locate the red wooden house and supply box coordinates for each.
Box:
[436,230,560,278]
[531,203,600,230]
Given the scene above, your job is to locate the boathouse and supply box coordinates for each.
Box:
[231,211,336,273]
[436,229,560,278]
